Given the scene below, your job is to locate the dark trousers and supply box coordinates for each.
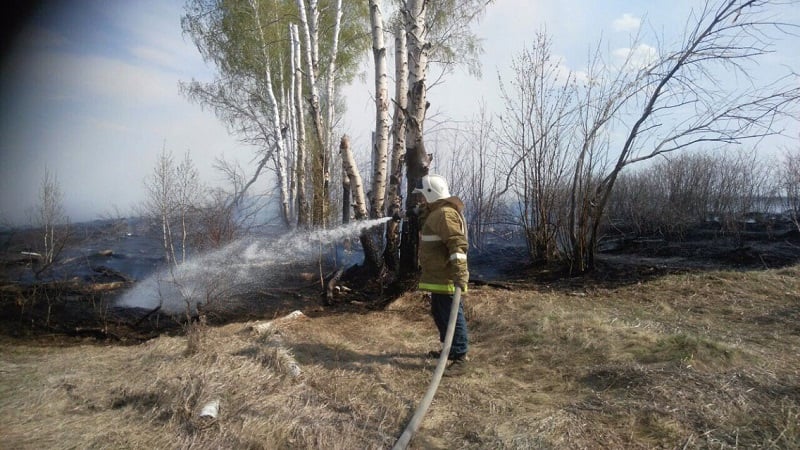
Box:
[430,293,469,357]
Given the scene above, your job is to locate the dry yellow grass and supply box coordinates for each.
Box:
[1,265,799,449]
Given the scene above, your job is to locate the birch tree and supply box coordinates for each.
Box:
[369,0,390,220]
[387,24,408,215]
[183,0,293,226]
[290,23,310,227]
[340,135,382,268]
[398,0,431,276]
[384,23,407,271]
[325,0,344,181]
[249,0,292,227]
[295,0,327,226]
[393,0,491,277]
[144,148,178,265]
[182,0,367,229]
[295,0,349,227]
[340,135,368,220]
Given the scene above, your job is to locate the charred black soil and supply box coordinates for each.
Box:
[1,220,799,344]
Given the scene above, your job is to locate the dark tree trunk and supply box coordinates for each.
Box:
[399,136,429,279]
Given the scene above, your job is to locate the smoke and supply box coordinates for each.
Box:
[116,217,392,313]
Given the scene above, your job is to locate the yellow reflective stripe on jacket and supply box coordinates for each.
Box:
[418,282,467,294]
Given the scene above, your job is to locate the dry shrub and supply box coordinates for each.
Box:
[610,150,775,237]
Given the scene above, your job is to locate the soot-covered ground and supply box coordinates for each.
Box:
[1,216,798,343]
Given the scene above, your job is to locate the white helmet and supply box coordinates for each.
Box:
[413,174,450,203]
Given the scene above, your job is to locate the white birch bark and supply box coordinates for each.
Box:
[249,0,290,227]
[284,81,297,219]
[387,24,407,213]
[307,0,320,73]
[369,0,389,219]
[290,23,308,227]
[296,0,328,225]
[278,61,295,221]
[340,135,367,220]
[325,0,343,169]
[405,0,430,156]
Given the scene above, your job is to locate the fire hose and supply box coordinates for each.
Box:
[392,286,462,450]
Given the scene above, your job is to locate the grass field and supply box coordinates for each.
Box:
[1,265,799,449]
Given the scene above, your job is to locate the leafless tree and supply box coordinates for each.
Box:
[567,0,800,271]
[610,153,717,237]
[193,157,266,251]
[34,167,69,277]
[431,103,505,252]
[462,105,503,251]
[496,32,576,262]
[175,151,201,264]
[143,147,178,265]
[141,148,211,265]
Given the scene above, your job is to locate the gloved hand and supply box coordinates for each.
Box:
[407,204,426,218]
[454,270,469,292]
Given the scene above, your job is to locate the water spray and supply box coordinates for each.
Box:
[117,217,393,313]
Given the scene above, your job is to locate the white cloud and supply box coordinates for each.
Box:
[114,1,210,77]
[613,44,658,69]
[130,45,182,71]
[573,70,590,85]
[26,51,177,106]
[550,55,581,85]
[0,0,246,224]
[613,13,641,32]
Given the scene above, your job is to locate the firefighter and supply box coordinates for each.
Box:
[413,174,470,375]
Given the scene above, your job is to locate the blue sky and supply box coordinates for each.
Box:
[1,0,798,225]
[1,0,249,224]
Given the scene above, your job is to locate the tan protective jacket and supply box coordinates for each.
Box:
[418,197,469,294]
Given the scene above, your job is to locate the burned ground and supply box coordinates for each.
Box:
[1,217,799,343]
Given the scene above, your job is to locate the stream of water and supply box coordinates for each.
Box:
[116,217,392,313]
